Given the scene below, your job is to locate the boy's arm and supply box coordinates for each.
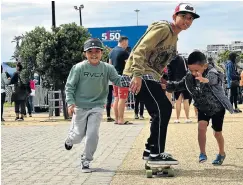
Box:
[167,62,173,81]
[108,65,121,86]
[131,24,170,77]
[166,76,186,93]
[207,72,220,85]
[65,65,80,106]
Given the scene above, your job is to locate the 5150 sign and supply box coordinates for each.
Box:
[102,31,121,41]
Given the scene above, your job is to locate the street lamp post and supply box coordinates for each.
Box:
[74,4,84,26]
[134,9,140,26]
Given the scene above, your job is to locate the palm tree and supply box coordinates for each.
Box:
[11,35,24,61]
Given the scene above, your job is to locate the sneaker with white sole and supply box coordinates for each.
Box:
[139,115,145,120]
[81,160,92,173]
[174,120,180,123]
[142,143,150,160]
[148,153,179,165]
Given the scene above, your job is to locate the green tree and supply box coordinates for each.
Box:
[101,46,112,63]
[11,35,24,61]
[217,50,231,64]
[19,27,49,83]
[36,23,91,119]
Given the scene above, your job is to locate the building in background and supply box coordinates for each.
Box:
[88,25,148,51]
[206,41,243,60]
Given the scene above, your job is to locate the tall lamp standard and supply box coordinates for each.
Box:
[134,9,140,26]
[74,4,84,26]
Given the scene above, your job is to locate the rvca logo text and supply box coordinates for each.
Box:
[84,72,104,77]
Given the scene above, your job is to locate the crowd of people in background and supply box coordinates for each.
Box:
[1,62,36,123]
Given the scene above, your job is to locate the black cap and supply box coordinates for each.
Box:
[83,38,103,51]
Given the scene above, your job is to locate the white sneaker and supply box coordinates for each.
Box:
[185,119,192,123]
[174,120,180,123]
[81,161,92,173]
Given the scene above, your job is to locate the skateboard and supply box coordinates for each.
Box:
[145,161,176,178]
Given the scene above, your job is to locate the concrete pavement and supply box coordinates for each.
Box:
[1,105,243,185]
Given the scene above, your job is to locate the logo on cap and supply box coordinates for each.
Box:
[92,43,94,45]
[185,5,194,11]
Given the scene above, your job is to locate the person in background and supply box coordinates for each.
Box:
[134,95,145,120]
[225,52,242,113]
[1,65,11,122]
[11,62,31,121]
[167,55,192,123]
[109,36,132,125]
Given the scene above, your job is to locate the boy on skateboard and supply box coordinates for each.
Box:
[121,3,200,164]
[167,51,234,165]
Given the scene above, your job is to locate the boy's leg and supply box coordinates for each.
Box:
[66,108,89,145]
[212,109,226,156]
[198,120,208,154]
[214,131,225,154]
[138,80,173,156]
[198,111,210,162]
[82,107,103,162]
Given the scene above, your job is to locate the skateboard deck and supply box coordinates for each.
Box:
[145,161,177,178]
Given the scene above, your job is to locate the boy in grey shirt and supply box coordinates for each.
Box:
[65,38,121,173]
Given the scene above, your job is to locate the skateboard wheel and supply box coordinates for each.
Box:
[167,169,174,177]
[146,170,153,178]
[163,169,168,174]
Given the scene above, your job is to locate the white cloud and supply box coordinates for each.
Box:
[1,1,243,61]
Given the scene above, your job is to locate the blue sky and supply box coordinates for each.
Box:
[1,0,243,62]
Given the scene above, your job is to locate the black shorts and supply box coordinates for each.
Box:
[174,90,191,100]
[198,109,226,132]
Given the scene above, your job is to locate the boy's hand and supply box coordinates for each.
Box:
[160,77,167,90]
[195,72,209,83]
[68,104,76,116]
[130,76,142,95]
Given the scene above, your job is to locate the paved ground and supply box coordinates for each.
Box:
[1,105,243,185]
[111,106,243,185]
[1,107,143,185]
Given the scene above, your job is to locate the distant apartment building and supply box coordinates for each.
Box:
[206,41,243,59]
[230,41,243,51]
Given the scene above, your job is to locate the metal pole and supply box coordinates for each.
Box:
[137,12,138,26]
[51,1,56,28]
[134,9,140,26]
[79,8,82,26]
[51,1,60,116]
